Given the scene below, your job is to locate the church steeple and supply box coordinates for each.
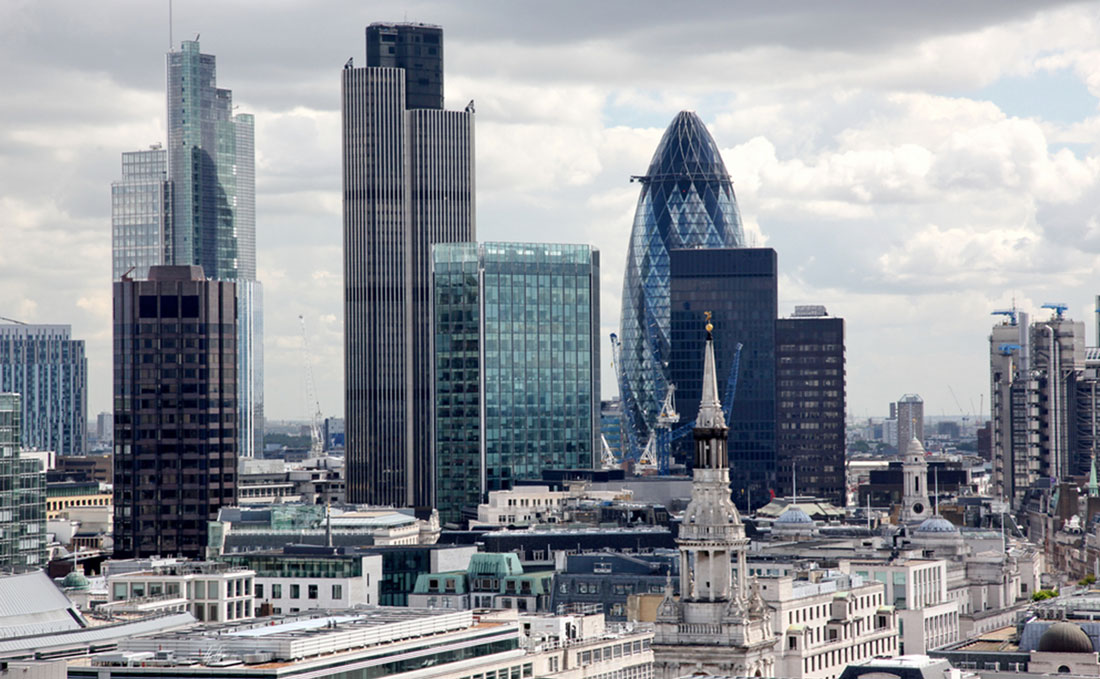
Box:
[654,312,775,676]
[694,312,728,470]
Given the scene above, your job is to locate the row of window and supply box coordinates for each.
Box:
[577,639,650,666]
[257,582,344,600]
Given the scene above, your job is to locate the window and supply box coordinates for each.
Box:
[272,584,282,598]
[290,584,300,599]
[308,584,318,599]
[332,584,343,599]
[255,583,264,598]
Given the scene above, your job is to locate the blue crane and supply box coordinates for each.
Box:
[1041,302,1068,319]
[991,309,1018,326]
[998,343,1021,356]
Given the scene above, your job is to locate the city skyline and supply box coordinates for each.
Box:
[3,2,1100,422]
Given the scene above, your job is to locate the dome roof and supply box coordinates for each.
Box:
[915,516,959,533]
[61,569,90,591]
[775,505,814,525]
[1038,622,1095,654]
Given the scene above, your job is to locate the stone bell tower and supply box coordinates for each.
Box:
[652,313,776,679]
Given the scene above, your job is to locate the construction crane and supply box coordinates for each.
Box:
[298,315,324,458]
[652,385,680,475]
[998,343,1022,356]
[611,332,744,474]
[1042,302,1068,319]
[991,309,1018,325]
[652,342,744,474]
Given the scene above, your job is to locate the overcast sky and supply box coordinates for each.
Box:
[2,1,1099,423]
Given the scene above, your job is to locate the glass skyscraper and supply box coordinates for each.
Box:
[0,393,47,571]
[112,40,262,457]
[0,322,87,456]
[344,22,475,508]
[432,243,600,522]
[111,146,171,281]
[618,111,745,455]
[669,248,776,506]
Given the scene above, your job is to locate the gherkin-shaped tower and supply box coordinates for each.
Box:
[618,111,744,453]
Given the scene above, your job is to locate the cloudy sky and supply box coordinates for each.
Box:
[2,1,1100,423]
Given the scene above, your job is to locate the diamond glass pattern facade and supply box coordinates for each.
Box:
[432,243,600,522]
[618,111,745,449]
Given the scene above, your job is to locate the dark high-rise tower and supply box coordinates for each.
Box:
[618,112,744,457]
[775,306,846,506]
[112,265,238,558]
[344,22,475,507]
[668,248,777,506]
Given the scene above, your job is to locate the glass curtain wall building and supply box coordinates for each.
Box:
[111,147,171,281]
[343,23,475,508]
[0,322,87,456]
[432,243,600,523]
[618,111,744,458]
[669,248,776,506]
[112,40,262,456]
[0,393,48,571]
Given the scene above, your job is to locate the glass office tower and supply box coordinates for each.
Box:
[618,111,744,456]
[343,23,475,508]
[113,40,262,457]
[0,393,48,571]
[111,147,171,281]
[432,243,600,523]
[0,322,87,456]
[669,248,776,507]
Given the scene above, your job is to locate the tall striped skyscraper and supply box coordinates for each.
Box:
[343,22,475,507]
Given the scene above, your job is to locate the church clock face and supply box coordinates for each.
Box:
[912,502,924,515]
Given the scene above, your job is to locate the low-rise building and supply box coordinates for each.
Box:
[209,504,439,557]
[105,559,255,623]
[841,558,958,654]
[220,546,382,614]
[409,553,554,612]
[763,570,899,679]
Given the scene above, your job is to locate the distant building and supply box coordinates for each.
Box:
[775,306,846,506]
[0,321,87,456]
[897,394,924,447]
[432,242,600,523]
[95,411,113,443]
[0,393,47,571]
[668,247,777,505]
[322,417,344,451]
[112,265,238,558]
[344,22,475,508]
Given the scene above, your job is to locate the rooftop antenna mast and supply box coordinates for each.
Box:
[168,0,172,50]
